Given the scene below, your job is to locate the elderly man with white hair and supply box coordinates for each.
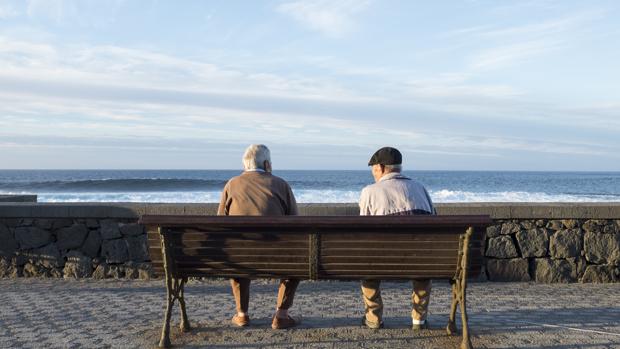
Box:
[217,144,301,330]
[358,146,436,330]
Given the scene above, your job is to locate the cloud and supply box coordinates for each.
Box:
[0,2,19,19]
[277,0,371,37]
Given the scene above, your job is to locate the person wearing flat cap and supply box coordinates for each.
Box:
[358,146,436,330]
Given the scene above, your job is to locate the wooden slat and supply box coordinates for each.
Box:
[321,256,459,264]
[176,231,309,241]
[320,263,457,271]
[320,234,461,241]
[321,241,461,249]
[139,215,493,229]
[320,249,458,257]
[171,255,308,263]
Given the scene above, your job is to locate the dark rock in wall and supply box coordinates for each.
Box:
[520,221,536,230]
[126,235,149,262]
[581,265,620,283]
[582,220,606,233]
[56,224,89,250]
[500,222,521,235]
[63,251,92,279]
[516,228,549,258]
[486,225,501,239]
[0,223,18,257]
[562,219,579,229]
[14,227,51,249]
[100,220,122,240]
[30,243,63,268]
[533,258,577,283]
[52,219,74,230]
[85,219,99,229]
[92,263,109,279]
[120,223,144,237]
[546,220,563,231]
[34,219,54,230]
[101,239,129,264]
[81,230,102,258]
[549,229,583,259]
[584,231,620,265]
[486,258,530,282]
[486,236,518,258]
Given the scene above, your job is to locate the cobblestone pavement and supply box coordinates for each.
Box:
[1,279,619,349]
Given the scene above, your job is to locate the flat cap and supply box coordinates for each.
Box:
[368,147,402,166]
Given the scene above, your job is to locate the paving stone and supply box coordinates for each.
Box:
[0,279,619,349]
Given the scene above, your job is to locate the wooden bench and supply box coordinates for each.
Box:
[141,215,491,349]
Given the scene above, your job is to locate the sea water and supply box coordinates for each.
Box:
[0,170,619,203]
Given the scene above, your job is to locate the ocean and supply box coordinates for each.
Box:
[0,170,619,203]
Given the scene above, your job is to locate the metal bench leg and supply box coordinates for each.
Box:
[446,280,459,335]
[178,277,191,332]
[159,275,175,348]
[459,227,474,349]
[459,287,472,349]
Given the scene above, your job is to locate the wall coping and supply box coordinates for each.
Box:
[1,202,620,219]
[0,195,38,203]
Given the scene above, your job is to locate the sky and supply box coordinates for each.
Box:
[0,0,619,171]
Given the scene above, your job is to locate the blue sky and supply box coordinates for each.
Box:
[0,0,619,170]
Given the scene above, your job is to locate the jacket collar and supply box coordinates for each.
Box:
[378,172,410,182]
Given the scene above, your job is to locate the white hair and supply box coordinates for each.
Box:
[384,164,402,172]
[242,144,271,170]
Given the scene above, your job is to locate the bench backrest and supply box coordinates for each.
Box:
[142,215,491,281]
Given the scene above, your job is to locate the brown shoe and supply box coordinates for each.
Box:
[271,315,302,329]
[231,314,249,327]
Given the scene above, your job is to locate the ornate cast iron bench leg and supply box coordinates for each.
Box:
[446,227,474,349]
[158,229,191,348]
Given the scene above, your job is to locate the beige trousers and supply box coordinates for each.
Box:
[361,279,432,324]
[230,278,300,313]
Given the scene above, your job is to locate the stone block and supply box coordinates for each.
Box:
[137,263,153,280]
[500,222,521,235]
[581,265,620,283]
[520,221,536,230]
[126,235,149,262]
[486,236,518,258]
[486,258,530,282]
[52,219,74,230]
[486,225,501,239]
[0,257,13,278]
[85,219,99,229]
[533,258,577,283]
[81,230,102,258]
[31,243,63,268]
[92,263,108,279]
[100,219,121,240]
[516,228,549,258]
[546,220,563,231]
[583,220,605,233]
[56,224,89,250]
[549,229,583,259]
[584,231,620,265]
[562,219,579,229]
[0,223,18,257]
[34,219,53,230]
[120,223,144,237]
[63,251,92,279]
[107,265,125,278]
[14,227,51,249]
[101,239,129,264]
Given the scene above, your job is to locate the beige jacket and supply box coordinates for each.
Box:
[217,171,298,216]
[359,172,435,216]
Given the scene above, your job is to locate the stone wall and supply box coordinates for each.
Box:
[0,203,619,282]
[484,219,620,283]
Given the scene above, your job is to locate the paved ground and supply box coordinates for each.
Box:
[0,279,619,349]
